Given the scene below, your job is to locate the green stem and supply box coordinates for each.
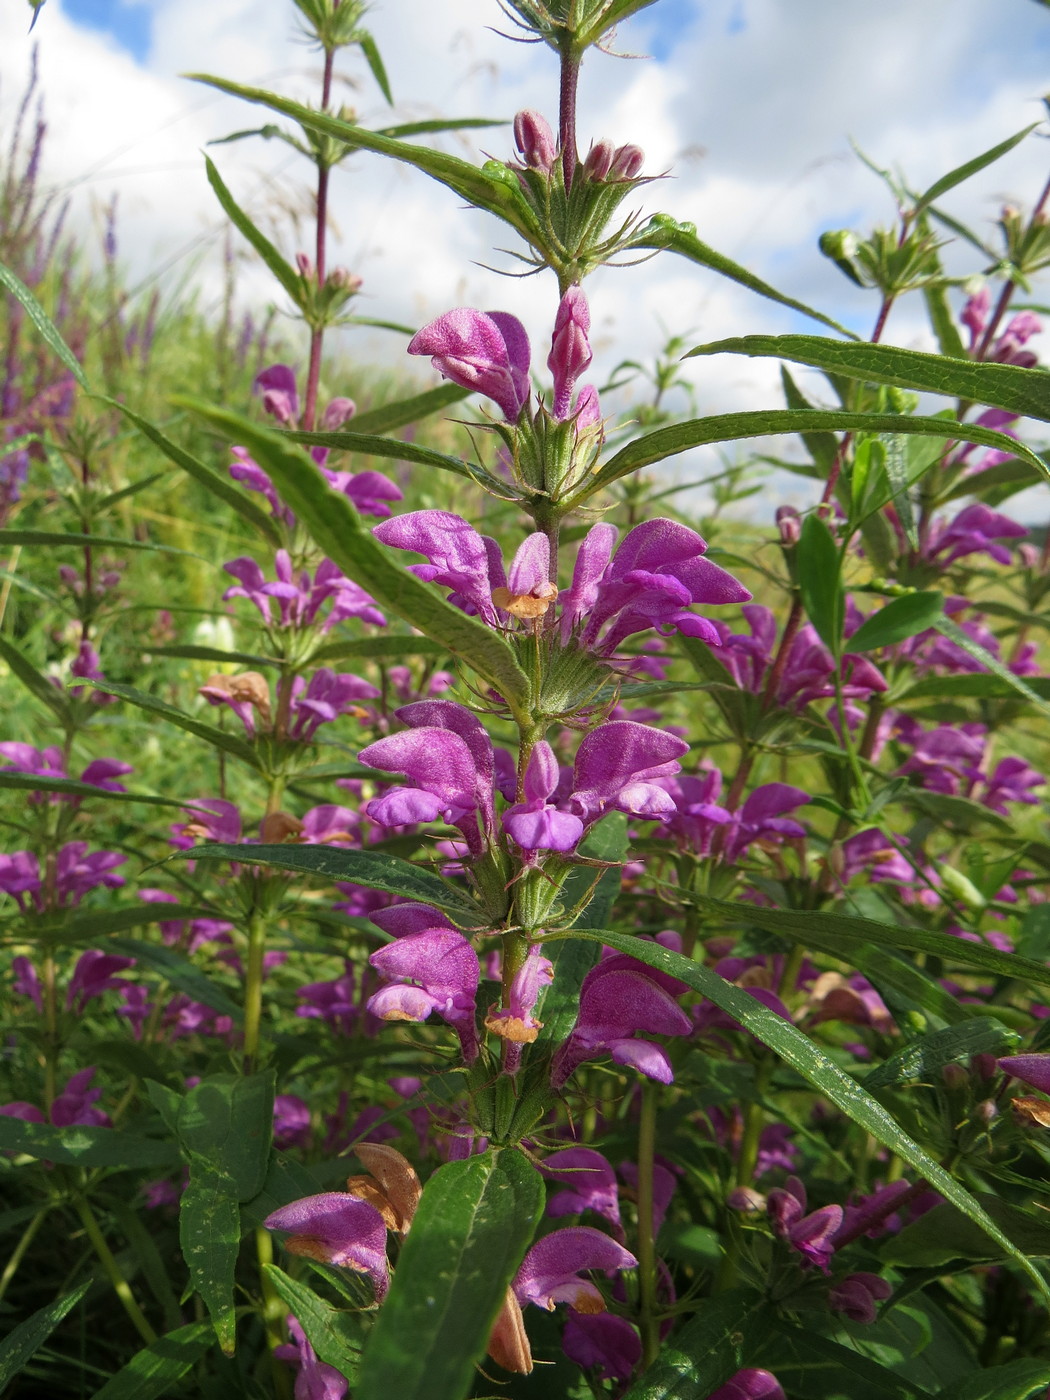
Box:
[636,1079,659,1369]
[41,947,58,1112]
[243,909,268,1071]
[0,1207,48,1301]
[75,1196,157,1346]
[257,1226,293,1400]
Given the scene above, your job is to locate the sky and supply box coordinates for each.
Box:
[2,0,1049,514]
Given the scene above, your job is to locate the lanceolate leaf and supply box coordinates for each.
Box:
[179,1159,240,1354]
[88,1322,214,1400]
[863,1018,1019,1089]
[309,634,450,664]
[0,1281,91,1388]
[629,216,858,339]
[285,427,506,490]
[580,410,1049,497]
[205,156,303,306]
[934,1359,1050,1400]
[848,591,944,653]
[796,514,844,654]
[0,771,212,812]
[687,335,1050,425]
[0,530,200,559]
[0,258,88,388]
[931,613,1050,720]
[177,400,532,717]
[176,1073,275,1200]
[0,903,214,949]
[348,382,469,435]
[0,1117,179,1168]
[355,1149,544,1400]
[108,939,243,1020]
[621,1290,771,1400]
[556,927,1050,1298]
[88,681,260,767]
[912,124,1038,215]
[264,1266,362,1381]
[0,635,72,724]
[179,842,478,919]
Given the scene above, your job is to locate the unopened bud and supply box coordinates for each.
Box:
[941,1062,968,1091]
[609,142,644,180]
[727,1186,766,1212]
[513,109,557,173]
[1019,543,1041,570]
[328,266,362,293]
[583,138,615,182]
[295,251,314,279]
[971,1053,998,1080]
[819,229,858,261]
[974,1098,998,1126]
[776,504,801,547]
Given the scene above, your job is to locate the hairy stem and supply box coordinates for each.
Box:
[302,45,336,432]
[558,44,580,192]
[242,908,268,1071]
[636,1079,660,1369]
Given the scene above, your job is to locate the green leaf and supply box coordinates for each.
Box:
[108,401,283,547]
[179,841,477,919]
[0,529,199,559]
[205,156,303,306]
[686,335,1050,426]
[188,77,540,246]
[797,514,844,653]
[621,1290,771,1400]
[582,410,1048,496]
[88,680,260,768]
[108,939,243,1020]
[863,1017,1018,1089]
[923,282,967,361]
[179,1160,240,1354]
[935,1359,1050,1400]
[0,258,87,388]
[175,400,531,718]
[629,216,858,339]
[146,642,276,668]
[0,903,214,949]
[0,634,72,724]
[1017,905,1050,961]
[753,1320,924,1400]
[558,927,1050,1299]
[882,434,918,547]
[309,634,450,664]
[0,771,206,812]
[176,1072,275,1200]
[355,1149,544,1400]
[913,124,1038,214]
[931,614,1050,721]
[780,365,839,472]
[825,944,968,1029]
[0,1280,91,1388]
[285,427,506,491]
[357,30,393,104]
[348,382,469,435]
[0,1117,178,1168]
[883,1196,1050,1267]
[88,1321,214,1400]
[264,1265,361,1380]
[848,592,944,652]
[900,672,1050,703]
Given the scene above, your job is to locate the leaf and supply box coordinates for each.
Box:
[913,124,1038,214]
[686,335,1050,426]
[0,258,87,388]
[188,77,540,246]
[930,614,1050,721]
[108,939,243,1020]
[88,680,260,768]
[264,1265,361,1380]
[146,642,276,668]
[88,1321,214,1400]
[558,927,1050,1299]
[780,365,839,472]
[108,401,283,547]
[175,400,531,718]
[0,903,214,949]
[204,156,303,306]
[797,514,844,653]
[848,592,944,652]
[923,282,967,360]
[693,892,1050,993]
[752,1321,924,1400]
[0,771,206,812]
[309,634,450,664]
[179,841,477,919]
[176,1072,275,1200]
[179,1160,240,1354]
[357,30,393,104]
[900,672,1050,703]
[935,1359,1050,1400]
[1017,906,1050,962]
[581,410,1048,496]
[285,427,506,490]
[882,1195,1050,1267]
[0,529,199,559]
[0,1280,91,1388]
[621,1290,771,1400]
[348,382,469,436]
[0,634,72,724]
[629,216,858,339]
[822,944,968,1029]
[355,1148,544,1400]
[882,434,918,547]
[863,1018,1018,1089]
[0,1117,178,1168]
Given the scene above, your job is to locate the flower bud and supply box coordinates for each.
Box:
[609,143,644,180]
[513,109,557,173]
[295,251,314,280]
[328,266,362,293]
[941,1062,968,1091]
[775,504,801,547]
[548,286,592,420]
[974,1098,998,1126]
[727,1186,766,1213]
[583,138,615,182]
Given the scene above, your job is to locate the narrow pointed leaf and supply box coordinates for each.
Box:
[914,124,1038,214]
[179,1158,240,1354]
[285,426,505,489]
[108,939,243,1020]
[178,842,478,918]
[629,217,858,338]
[0,1117,179,1168]
[264,1265,362,1379]
[848,591,944,652]
[146,642,276,668]
[863,1018,1019,1089]
[88,680,261,767]
[0,258,87,387]
[357,30,393,104]
[687,335,1050,424]
[932,613,1050,721]
[0,529,199,559]
[0,635,72,723]
[348,382,469,436]
[581,410,1048,496]
[176,399,531,715]
[356,1149,544,1400]
[0,1280,91,1387]
[924,281,967,360]
[309,634,450,663]
[1,903,214,949]
[88,1321,214,1400]
[934,1359,1050,1400]
[797,514,844,653]
[622,1290,771,1400]
[555,926,1050,1299]
[753,1322,925,1400]
[205,156,303,306]
[0,771,214,811]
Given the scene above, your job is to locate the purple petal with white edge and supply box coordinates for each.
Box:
[367,984,440,1023]
[365,787,448,826]
[514,1226,637,1313]
[607,1038,675,1082]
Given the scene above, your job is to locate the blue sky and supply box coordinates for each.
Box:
[62,0,150,59]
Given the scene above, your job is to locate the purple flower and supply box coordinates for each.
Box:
[548,287,592,420]
[999,1054,1050,1094]
[274,1096,312,1151]
[52,1068,110,1128]
[925,503,1027,566]
[566,721,688,826]
[840,828,915,886]
[722,783,810,862]
[561,519,751,654]
[264,1193,390,1300]
[367,926,481,1063]
[80,758,133,792]
[484,945,555,1069]
[54,844,125,907]
[223,552,385,631]
[618,1158,678,1236]
[514,1226,637,1313]
[766,1177,842,1273]
[896,723,986,797]
[297,963,359,1037]
[503,742,585,853]
[551,957,692,1089]
[513,109,557,173]
[273,1315,348,1400]
[981,757,1043,815]
[541,1147,623,1238]
[12,955,41,1009]
[408,309,531,422]
[65,950,136,1011]
[707,1369,785,1400]
[289,669,380,741]
[562,1312,641,1383]
[828,1272,892,1324]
